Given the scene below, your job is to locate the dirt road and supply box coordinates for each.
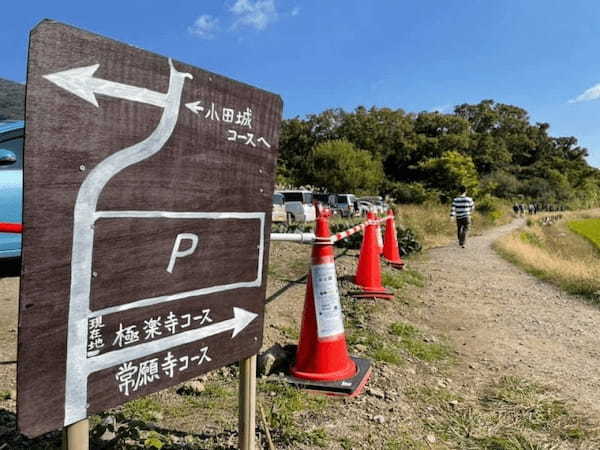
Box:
[410,218,600,416]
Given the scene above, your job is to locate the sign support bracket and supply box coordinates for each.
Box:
[238,354,257,450]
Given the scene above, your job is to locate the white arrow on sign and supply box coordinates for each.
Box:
[185,100,205,115]
[88,307,258,373]
[44,64,168,108]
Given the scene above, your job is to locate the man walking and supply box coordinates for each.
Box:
[450,186,475,248]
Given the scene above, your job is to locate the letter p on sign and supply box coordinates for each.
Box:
[166,233,199,273]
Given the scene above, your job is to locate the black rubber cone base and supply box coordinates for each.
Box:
[349,288,394,300]
[284,355,372,397]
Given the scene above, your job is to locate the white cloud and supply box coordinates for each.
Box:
[188,14,219,39]
[569,83,600,103]
[230,0,278,31]
[291,6,300,16]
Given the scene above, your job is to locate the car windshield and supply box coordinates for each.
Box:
[336,195,349,203]
[282,192,312,203]
[272,193,284,205]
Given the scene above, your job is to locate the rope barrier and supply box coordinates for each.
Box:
[270,215,389,244]
[0,223,23,233]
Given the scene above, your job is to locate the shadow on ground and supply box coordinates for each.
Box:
[0,409,61,450]
[0,409,240,449]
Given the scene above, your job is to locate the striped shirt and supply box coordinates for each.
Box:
[450,195,474,219]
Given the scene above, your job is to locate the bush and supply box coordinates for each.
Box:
[476,194,505,223]
[385,181,435,204]
[397,227,422,256]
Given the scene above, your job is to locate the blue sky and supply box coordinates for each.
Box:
[2,0,600,166]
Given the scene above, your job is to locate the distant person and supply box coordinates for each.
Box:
[518,204,524,216]
[450,186,475,248]
[528,204,534,215]
[513,204,519,216]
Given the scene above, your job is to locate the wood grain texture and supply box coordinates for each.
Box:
[18,20,281,437]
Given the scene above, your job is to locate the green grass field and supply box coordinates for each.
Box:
[567,218,600,249]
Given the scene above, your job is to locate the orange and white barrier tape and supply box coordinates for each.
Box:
[270,216,389,244]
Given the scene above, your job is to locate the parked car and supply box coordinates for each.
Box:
[271,193,287,223]
[277,190,316,223]
[358,196,387,214]
[334,194,357,217]
[357,200,375,217]
[0,120,24,258]
[313,192,339,214]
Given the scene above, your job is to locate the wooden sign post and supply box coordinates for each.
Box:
[62,419,89,450]
[239,355,257,450]
[18,20,282,445]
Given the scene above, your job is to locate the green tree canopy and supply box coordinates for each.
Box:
[418,151,479,199]
[311,139,384,194]
[278,99,600,207]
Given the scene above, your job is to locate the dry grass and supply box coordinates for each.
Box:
[397,201,512,249]
[407,376,600,448]
[494,209,600,298]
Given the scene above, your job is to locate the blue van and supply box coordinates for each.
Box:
[0,120,24,258]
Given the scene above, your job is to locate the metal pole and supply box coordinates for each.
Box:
[270,232,316,243]
[239,355,257,450]
[62,419,89,450]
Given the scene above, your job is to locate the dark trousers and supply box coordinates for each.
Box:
[456,217,470,246]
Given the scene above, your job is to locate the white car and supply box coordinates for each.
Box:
[277,190,316,223]
[358,196,386,215]
[357,200,375,217]
[271,193,287,223]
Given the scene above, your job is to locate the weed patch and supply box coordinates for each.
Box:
[407,376,599,448]
[122,397,163,422]
[390,322,452,362]
[518,231,543,247]
[382,268,425,290]
[259,381,329,447]
[277,324,299,340]
[177,381,235,413]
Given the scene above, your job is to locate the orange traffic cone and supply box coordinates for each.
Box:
[351,211,393,300]
[288,208,372,396]
[383,209,405,270]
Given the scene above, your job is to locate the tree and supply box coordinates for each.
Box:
[278,100,600,208]
[418,151,479,200]
[310,139,384,194]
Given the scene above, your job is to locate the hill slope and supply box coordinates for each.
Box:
[0,78,25,120]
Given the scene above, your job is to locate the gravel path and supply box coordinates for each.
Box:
[411,219,600,416]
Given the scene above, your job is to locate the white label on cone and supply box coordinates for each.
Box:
[311,263,345,338]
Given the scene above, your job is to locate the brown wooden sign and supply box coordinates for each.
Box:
[18,20,282,438]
